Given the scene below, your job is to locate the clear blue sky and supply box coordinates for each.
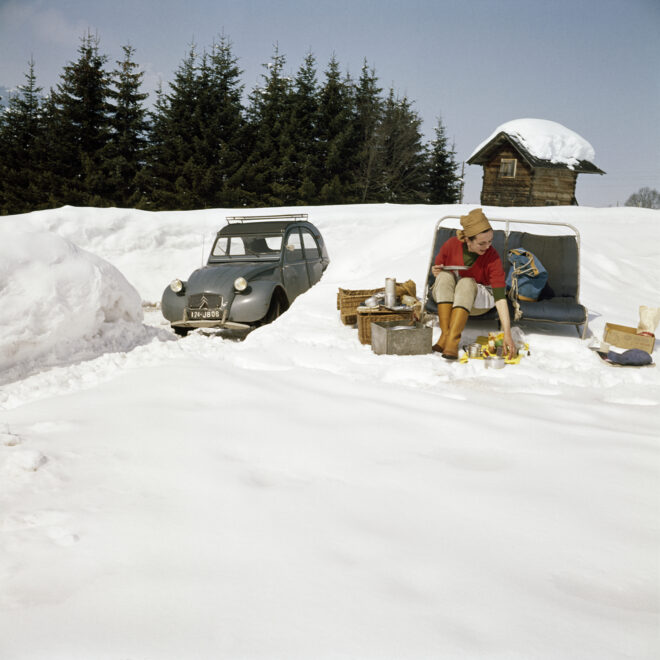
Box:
[1,0,658,207]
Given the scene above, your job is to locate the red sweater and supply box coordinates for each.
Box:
[434,236,506,288]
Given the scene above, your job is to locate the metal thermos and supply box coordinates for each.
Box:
[385,277,396,307]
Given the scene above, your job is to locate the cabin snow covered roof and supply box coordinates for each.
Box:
[467,118,604,174]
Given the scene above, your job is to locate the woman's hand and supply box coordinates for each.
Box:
[494,299,516,359]
[431,264,443,277]
[502,330,516,359]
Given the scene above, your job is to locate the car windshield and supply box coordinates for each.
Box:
[211,234,283,258]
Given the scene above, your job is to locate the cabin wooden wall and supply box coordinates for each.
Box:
[479,145,579,206]
[529,169,577,205]
[480,146,532,206]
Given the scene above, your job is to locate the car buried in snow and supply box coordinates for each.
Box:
[161,214,330,336]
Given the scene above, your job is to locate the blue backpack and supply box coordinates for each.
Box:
[506,248,548,302]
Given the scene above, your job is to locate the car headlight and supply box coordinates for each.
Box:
[170,278,184,293]
[234,277,248,292]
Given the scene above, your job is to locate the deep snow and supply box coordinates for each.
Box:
[0,203,658,659]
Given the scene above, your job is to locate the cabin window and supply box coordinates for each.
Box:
[499,158,517,178]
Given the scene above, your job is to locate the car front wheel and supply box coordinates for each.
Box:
[262,290,287,325]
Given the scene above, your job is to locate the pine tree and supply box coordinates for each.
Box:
[135,83,166,209]
[287,52,321,205]
[352,60,384,203]
[317,56,356,204]
[0,58,44,214]
[427,116,461,204]
[142,45,202,209]
[102,45,149,207]
[373,90,428,203]
[240,46,295,206]
[33,91,64,209]
[48,32,113,205]
[199,35,246,207]
[143,40,247,210]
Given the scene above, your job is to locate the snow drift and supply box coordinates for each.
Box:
[0,227,160,385]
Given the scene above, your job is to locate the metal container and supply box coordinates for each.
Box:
[385,277,396,307]
[485,356,505,369]
[371,321,432,355]
[468,343,482,358]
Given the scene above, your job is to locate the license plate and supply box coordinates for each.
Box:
[187,309,222,320]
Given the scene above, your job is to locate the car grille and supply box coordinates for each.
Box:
[187,293,223,309]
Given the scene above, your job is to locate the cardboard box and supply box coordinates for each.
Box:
[604,323,655,353]
[371,320,432,355]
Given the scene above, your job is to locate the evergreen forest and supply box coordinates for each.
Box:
[0,34,462,215]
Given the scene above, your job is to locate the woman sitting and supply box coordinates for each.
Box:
[431,208,515,360]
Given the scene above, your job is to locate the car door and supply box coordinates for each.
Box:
[301,228,323,286]
[282,228,311,301]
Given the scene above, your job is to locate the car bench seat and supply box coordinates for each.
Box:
[423,216,589,338]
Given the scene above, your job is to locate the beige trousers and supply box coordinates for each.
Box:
[432,272,492,316]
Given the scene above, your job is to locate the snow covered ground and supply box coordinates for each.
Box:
[1,203,658,659]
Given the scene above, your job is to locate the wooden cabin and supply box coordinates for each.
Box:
[467,125,605,207]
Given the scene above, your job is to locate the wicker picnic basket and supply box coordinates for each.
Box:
[337,287,383,325]
[356,307,415,345]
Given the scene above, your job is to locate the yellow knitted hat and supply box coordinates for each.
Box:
[457,208,492,241]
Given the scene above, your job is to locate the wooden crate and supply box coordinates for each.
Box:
[356,307,414,345]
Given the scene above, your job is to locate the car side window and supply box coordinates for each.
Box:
[301,229,320,258]
[265,236,282,250]
[229,237,246,255]
[284,229,304,263]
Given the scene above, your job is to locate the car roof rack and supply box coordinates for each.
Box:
[225,213,308,224]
